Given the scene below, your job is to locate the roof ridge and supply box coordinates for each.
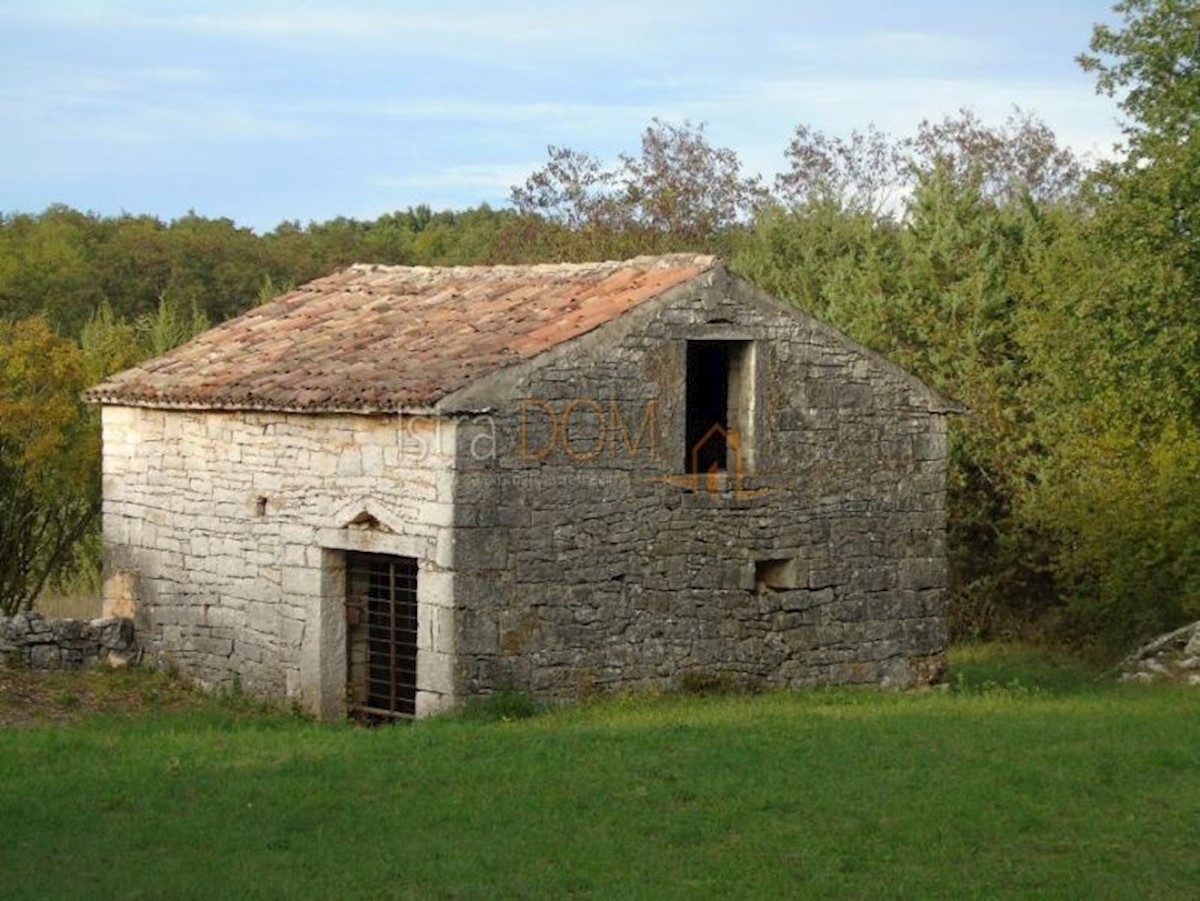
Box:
[343,253,718,276]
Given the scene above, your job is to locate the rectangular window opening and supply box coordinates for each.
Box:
[755,558,797,593]
[685,340,754,475]
[345,552,418,720]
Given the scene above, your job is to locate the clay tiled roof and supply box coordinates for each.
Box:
[86,254,716,413]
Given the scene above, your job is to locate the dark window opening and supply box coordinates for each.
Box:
[755,558,797,593]
[685,340,754,475]
[686,341,729,473]
[346,552,418,719]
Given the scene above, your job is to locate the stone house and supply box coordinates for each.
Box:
[86,254,961,719]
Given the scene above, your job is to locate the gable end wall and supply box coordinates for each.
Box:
[450,270,949,698]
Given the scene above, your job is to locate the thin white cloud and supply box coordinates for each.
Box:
[780,30,998,67]
[172,2,692,45]
[368,163,539,193]
[1,3,685,55]
[356,97,663,128]
[2,87,309,145]
[0,62,221,103]
[0,58,284,145]
[133,66,217,84]
[108,104,310,143]
[176,9,541,42]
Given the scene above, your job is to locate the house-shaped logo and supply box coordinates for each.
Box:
[659,423,774,498]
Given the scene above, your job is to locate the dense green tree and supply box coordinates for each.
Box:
[0,317,98,614]
[1016,0,1200,650]
[733,199,899,332]
[79,301,140,385]
[1078,0,1200,424]
[891,165,1054,638]
[89,215,175,323]
[0,207,105,335]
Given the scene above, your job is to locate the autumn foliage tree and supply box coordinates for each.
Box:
[0,317,98,615]
[511,119,765,257]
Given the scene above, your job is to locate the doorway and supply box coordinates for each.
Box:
[345,552,418,718]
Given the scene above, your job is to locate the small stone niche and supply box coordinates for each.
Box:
[754,558,797,593]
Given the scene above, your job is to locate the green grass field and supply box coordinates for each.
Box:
[2,646,1198,899]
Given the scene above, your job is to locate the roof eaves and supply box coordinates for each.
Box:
[82,392,442,416]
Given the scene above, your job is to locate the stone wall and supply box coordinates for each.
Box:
[450,267,951,699]
[101,407,459,717]
[1,612,135,669]
[1119,622,1200,686]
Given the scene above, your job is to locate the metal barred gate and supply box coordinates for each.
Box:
[345,553,418,718]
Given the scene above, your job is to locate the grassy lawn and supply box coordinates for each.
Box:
[2,646,1198,899]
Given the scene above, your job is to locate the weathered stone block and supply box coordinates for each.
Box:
[455,528,508,570]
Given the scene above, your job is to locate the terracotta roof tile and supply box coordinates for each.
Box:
[86,254,715,413]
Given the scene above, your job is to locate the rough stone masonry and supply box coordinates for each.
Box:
[1119,621,1200,686]
[0,612,136,670]
[449,264,954,700]
[89,256,960,718]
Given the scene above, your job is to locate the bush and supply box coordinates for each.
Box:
[1034,424,1200,655]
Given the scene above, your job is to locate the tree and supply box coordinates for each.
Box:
[891,164,1059,638]
[1080,0,1200,156]
[511,146,617,231]
[774,111,1082,218]
[909,108,1084,205]
[0,207,105,335]
[0,317,98,614]
[733,199,899,331]
[775,124,905,216]
[134,290,210,358]
[1010,0,1200,651]
[743,113,1083,641]
[512,119,764,253]
[1078,0,1200,424]
[79,301,140,384]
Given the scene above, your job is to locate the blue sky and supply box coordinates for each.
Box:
[0,1,1122,231]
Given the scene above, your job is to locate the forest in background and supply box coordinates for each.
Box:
[1,0,1196,657]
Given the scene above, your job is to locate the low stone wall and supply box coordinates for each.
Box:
[1119,621,1200,685]
[0,612,137,669]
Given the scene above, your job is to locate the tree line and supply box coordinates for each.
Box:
[1,0,1196,656]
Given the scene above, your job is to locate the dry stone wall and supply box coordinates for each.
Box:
[450,269,951,699]
[1119,621,1200,686]
[0,612,135,669]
